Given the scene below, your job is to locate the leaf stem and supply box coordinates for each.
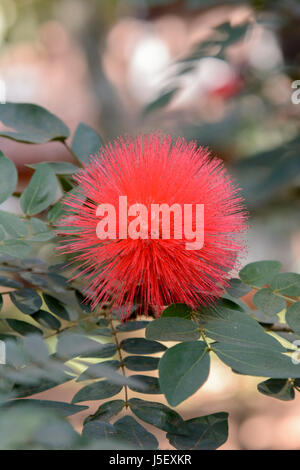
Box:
[250,285,297,303]
[105,307,129,408]
[200,328,212,351]
[62,141,83,168]
[262,323,293,333]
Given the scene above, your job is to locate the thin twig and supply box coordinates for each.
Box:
[105,307,129,408]
[262,323,294,333]
[250,285,298,304]
[62,141,83,168]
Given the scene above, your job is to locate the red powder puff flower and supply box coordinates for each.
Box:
[58,134,247,319]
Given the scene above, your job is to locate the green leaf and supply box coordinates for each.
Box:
[0,211,28,238]
[46,273,68,289]
[92,327,112,337]
[216,21,248,54]
[27,161,78,175]
[2,399,88,416]
[161,303,193,319]
[13,374,72,398]
[71,122,103,165]
[19,272,49,288]
[226,279,252,298]
[42,294,70,321]
[27,218,55,242]
[32,309,61,330]
[7,319,42,336]
[84,400,125,424]
[123,356,159,371]
[96,318,109,327]
[212,342,300,378]
[198,305,284,352]
[253,288,286,315]
[214,297,244,312]
[257,379,295,401]
[81,343,117,359]
[0,102,69,143]
[114,416,158,450]
[0,240,32,258]
[143,88,178,115]
[75,290,92,314]
[72,381,122,403]
[167,412,228,450]
[20,163,58,215]
[159,341,210,406]
[48,187,85,223]
[10,288,42,314]
[21,257,47,269]
[129,398,184,433]
[77,360,120,382]
[146,317,200,341]
[0,275,23,288]
[56,332,117,360]
[239,260,282,287]
[47,200,64,223]
[270,273,300,297]
[0,152,17,203]
[128,375,161,394]
[286,302,300,335]
[116,320,149,332]
[120,338,166,354]
[82,421,120,444]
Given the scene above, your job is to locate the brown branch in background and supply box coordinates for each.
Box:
[260,323,293,333]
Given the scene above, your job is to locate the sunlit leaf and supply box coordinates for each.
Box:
[129,398,184,433]
[72,381,122,403]
[20,164,58,215]
[257,379,295,401]
[114,416,158,450]
[239,260,282,287]
[167,412,228,450]
[120,338,166,354]
[271,273,300,297]
[253,288,286,316]
[10,288,42,315]
[7,319,42,336]
[72,122,103,165]
[146,317,200,341]
[159,341,210,406]
[286,302,300,335]
[0,102,69,143]
[128,375,161,394]
[0,152,17,204]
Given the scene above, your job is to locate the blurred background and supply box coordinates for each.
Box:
[0,0,299,449]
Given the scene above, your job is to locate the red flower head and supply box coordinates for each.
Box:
[59,134,247,319]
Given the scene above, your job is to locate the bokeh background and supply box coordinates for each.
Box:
[0,0,299,450]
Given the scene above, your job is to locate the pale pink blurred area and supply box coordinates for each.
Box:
[0,20,97,128]
[0,19,99,182]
